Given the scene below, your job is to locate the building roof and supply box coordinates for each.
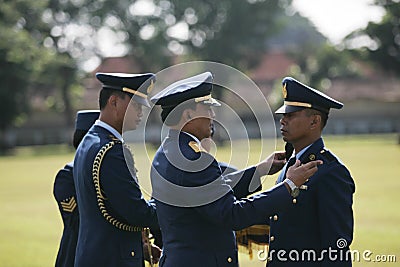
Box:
[250,50,296,82]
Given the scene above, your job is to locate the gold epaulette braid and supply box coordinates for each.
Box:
[92,140,143,232]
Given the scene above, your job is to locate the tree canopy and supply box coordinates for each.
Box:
[0,0,55,131]
[3,0,371,151]
[46,0,287,71]
[1,0,294,135]
[345,0,400,75]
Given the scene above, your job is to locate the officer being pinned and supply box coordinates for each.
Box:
[267,77,356,266]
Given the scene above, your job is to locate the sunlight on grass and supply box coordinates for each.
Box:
[0,134,398,266]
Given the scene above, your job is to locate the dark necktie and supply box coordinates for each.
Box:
[276,156,296,184]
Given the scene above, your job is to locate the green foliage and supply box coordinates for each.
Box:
[0,0,79,132]
[44,0,291,71]
[266,8,362,95]
[346,0,400,75]
[0,0,53,130]
[288,44,362,91]
[267,43,361,110]
[39,0,297,106]
[187,0,283,69]
[1,0,354,147]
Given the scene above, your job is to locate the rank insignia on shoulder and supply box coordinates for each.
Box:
[320,149,335,162]
[188,141,207,153]
[61,196,77,213]
[108,135,121,142]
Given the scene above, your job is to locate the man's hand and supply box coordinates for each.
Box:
[256,151,286,176]
[287,159,323,187]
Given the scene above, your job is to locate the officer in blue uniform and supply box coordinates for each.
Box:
[267,77,356,266]
[73,73,161,267]
[150,72,322,267]
[53,110,99,267]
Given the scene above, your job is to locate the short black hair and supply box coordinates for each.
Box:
[161,100,197,126]
[305,108,328,128]
[99,89,128,110]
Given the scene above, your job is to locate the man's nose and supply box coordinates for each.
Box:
[280,116,286,125]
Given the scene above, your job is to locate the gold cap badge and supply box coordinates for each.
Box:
[282,83,287,98]
[147,80,154,94]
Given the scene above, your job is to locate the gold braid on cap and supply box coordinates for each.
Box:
[122,87,147,99]
[92,140,143,232]
[194,94,212,102]
[284,101,312,108]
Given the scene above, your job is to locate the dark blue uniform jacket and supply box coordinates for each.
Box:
[267,138,355,267]
[151,130,293,267]
[53,163,78,267]
[73,125,159,267]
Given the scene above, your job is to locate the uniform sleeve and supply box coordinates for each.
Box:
[224,166,262,199]
[99,144,159,229]
[148,198,163,248]
[53,165,74,202]
[53,165,79,227]
[193,160,292,231]
[317,163,355,266]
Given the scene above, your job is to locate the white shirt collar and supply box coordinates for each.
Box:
[95,120,124,142]
[182,131,201,144]
[295,144,313,160]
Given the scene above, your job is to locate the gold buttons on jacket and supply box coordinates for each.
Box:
[293,198,297,204]
[227,257,232,263]
[270,236,275,242]
[273,215,278,221]
[131,251,135,257]
[300,185,308,190]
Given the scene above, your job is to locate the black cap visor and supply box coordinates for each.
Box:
[131,94,150,107]
[275,104,305,114]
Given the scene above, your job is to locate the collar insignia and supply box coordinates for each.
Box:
[188,141,207,153]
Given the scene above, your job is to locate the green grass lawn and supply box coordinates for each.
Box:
[0,134,399,266]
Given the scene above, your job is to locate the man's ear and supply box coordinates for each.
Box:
[184,109,193,122]
[310,115,321,129]
[108,95,118,107]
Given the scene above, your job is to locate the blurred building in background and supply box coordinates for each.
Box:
[2,0,399,150]
[5,50,399,147]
